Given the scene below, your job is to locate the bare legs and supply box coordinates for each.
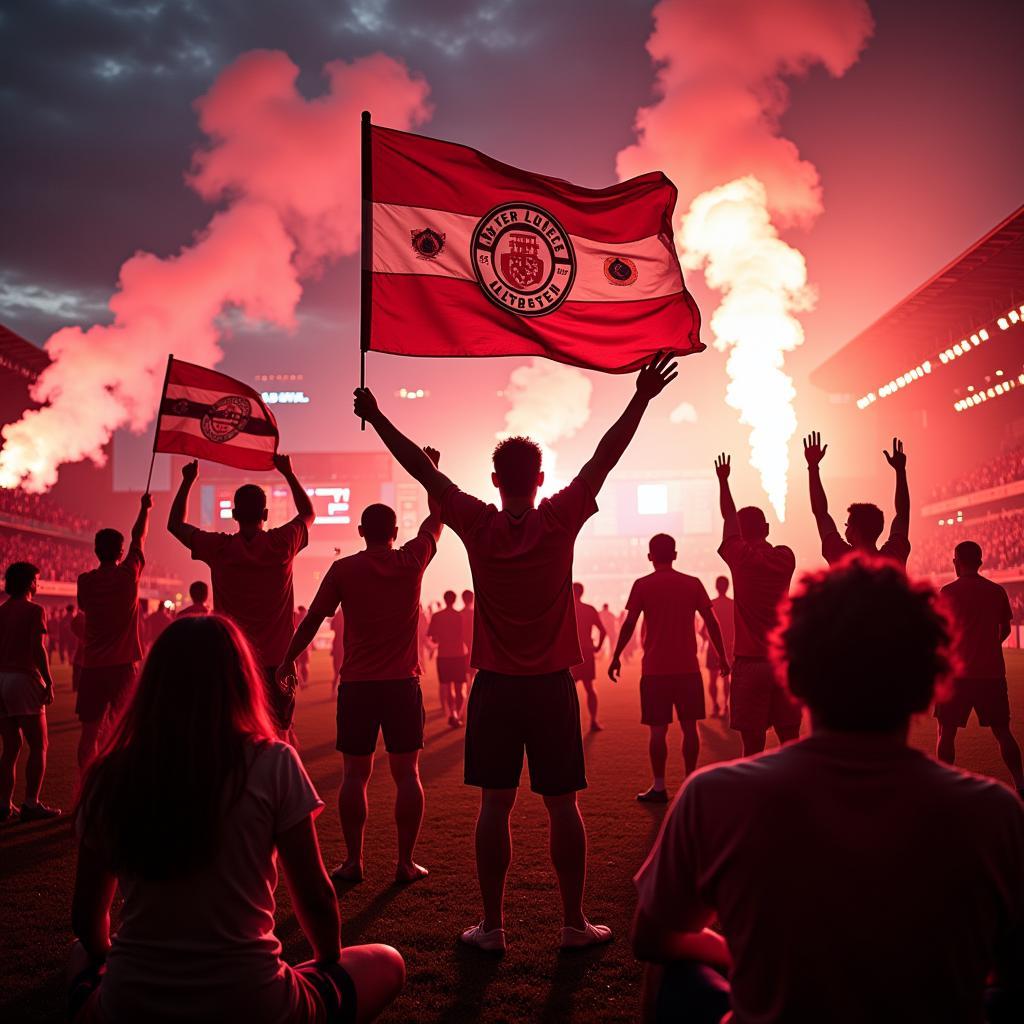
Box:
[337,751,427,882]
[389,751,427,881]
[681,720,700,776]
[578,678,601,730]
[77,719,102,771]
[0,717,22,810]
[451,682,466,723]
[740,722,797,758]
[476,788,516,931]
[339,944,406,1024]
[648,725,668,784]
[20,715,48,805]
[938,722,1024,789]
[474,788,591,933]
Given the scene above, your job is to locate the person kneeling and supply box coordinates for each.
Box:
[632,556,1023,1024]
[70,615,404,1024]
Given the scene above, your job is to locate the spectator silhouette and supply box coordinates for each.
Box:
[0,561,60,822]
[330,609,345,697]
[598,603,618,656]
[702,576,734,718]
[175,581,210,617]
[633,557,1024,1024]
[168,455,315,740]
[803,431,911,567]
[143,602,174,652]
[714,455,798,756]
[936,540,1024,796]
[610,535,729,800]
[279,473,442,886]
[571,582,607,732]
[70,615,404,1023]
[76,494,151,769]
[354,350,678,952]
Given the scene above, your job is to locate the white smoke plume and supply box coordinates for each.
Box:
[669,401,698,425]
[617,0,874,519]
[500,358,593,492]
[0,50,431,491]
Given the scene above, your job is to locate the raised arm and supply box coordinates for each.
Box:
[608,608,641,681]
[884,437,909,537]
[418,446,444,543]
[274,454,315,528]
[715,454,739,543]
[355,388,453,500]
[697,606,731,677]
[803,431,839,541]
[130,492,153,550]
[579,352,678,496]
[167,460,199,546]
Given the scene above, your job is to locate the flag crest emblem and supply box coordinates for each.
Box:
[410,228,445,259]
[604,256,638,286]
[201,396,252,444]
[471,202,576,318]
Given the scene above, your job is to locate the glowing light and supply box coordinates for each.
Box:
[999,318,1010,330]
[979,329,989,341]
[1010,310,1020,324]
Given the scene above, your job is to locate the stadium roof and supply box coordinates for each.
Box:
[812,204,1024,393]
[0,323,49,383]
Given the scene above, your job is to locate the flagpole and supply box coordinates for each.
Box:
[359,109,372,431]
[145,353,174,494]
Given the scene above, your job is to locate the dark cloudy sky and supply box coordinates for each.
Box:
[2,0,1022,511]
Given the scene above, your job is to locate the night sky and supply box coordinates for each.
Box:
[2,0,1022,528]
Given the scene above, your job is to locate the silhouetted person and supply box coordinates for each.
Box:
[804,431,911,567]
[59,604,76,664]
[279,474,441,885]
[599,603,617,656]
[429,590,468,726]
[168,455,314,738]
[70,605,86,692]
[143,601,174,651]
[70,615,404,1024]
[611,535,729,800]
[293,606,311,688]
[175,580,210,617]
[936,540,1024,796]
[330,608,345,696]
[714,455,798,756]
[633,557,1024,1024]
[76,494,151,769]
[0,561,60,822]
[704,576,734,717]
[460,589,475,685]
[355,350,678,952]
[571,582,607,732]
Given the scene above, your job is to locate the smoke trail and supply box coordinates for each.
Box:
[617,0,873,519]
[0,50,430,491]
[500,358,593,492]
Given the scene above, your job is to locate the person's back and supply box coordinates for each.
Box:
[429,605,465,660]
[710,593,734,659]
[641,738,1022,1023]
[718,534,793,658]
[78,554,144,669]
[629,568,707,675]
[942,572,1011,678]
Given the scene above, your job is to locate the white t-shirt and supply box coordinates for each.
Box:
[88,741,325,1023]
[635,733,1024,1024]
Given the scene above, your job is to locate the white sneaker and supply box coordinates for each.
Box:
[560,920,613,950]
[459,921,507,953]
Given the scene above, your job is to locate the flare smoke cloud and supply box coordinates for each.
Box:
[0,50,431,491]
[618,0,874,519]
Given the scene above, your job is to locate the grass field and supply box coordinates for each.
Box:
[3,650,1023,1023]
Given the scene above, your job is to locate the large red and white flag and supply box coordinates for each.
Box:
[365,124,703,372]
[154,358,279,470]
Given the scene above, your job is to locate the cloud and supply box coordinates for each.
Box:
[669,401,698,424]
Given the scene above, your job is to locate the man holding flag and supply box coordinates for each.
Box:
[353,351,679,952]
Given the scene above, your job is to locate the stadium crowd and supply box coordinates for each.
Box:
[0,486,96,534]
[915,508,1024,576]
[929,443,1024,500]
[0,527,94,582]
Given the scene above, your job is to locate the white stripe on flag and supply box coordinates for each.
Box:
[372,202,683,302]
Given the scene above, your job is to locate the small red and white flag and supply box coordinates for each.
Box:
[365,123,703,373]
[154,358,279,471]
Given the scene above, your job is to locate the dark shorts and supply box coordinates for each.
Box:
[75,664,136,724]
[464,669,587,796]
[336,678,425,756]
[437,656,467,685]
[729,657,801,735]
[70,956,357,1024]
[262,665,296,732]
[640,673,706,725]
[571,657,596,682]
[935,677,1011,728]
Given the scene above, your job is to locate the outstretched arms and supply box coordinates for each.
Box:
[715,454,739,544]
[803,431,839,542]
[579,352,678,497]
[274,454,315,529]
[608,608,641,682]
[130,492,152,551]
[884,437,909,538]
[354,388,453,501]
[167,460,199,546]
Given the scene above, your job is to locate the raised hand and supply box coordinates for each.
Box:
[635,350,679,400]
[883,437,906,471]
[423,446,440,467]
[181,459,199,484]
[608,655,622,683]
[803,431,828,467]
[272,453,293,476]
[715,453,731,481]
[353,387,379,422]
[140,493,153,510]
